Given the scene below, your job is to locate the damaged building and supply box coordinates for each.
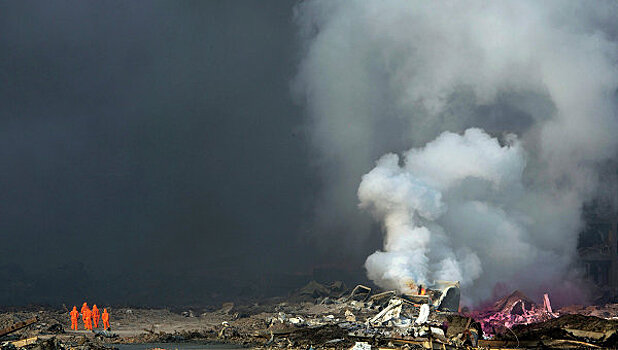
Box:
[579,204,618,298]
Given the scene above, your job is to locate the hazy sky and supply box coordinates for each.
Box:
[4,1,617,307]
[0,1,378,305]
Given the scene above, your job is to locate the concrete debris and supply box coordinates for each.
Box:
[494,290,535,314]
[501,313,618,347]
[564,327,614,341]
[344,310,356,322]
[180,310,195,317]
[10,336,37,348]
[92,329,118,339]
[288,317,304,325]
[250,285,618,348]
[543,293,554,315]
[350,341,371,350]
[0,317,38,338]
[415,304,430,324]
[471,290,557,336]
[346,285,372,302]
[247,281,488,349]
[44,324,63,335]
[2,285,618,349]
[434,281,461,312]
[1,336,114,350]
[402,280,461,312]
[368,299,402,325]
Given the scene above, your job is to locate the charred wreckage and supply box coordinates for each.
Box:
[1,279,618,350]
[239,280,618,350]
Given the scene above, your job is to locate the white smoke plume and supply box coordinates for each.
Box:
[294,1,618,303]
[359,128,522,292]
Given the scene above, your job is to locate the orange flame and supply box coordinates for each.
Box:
[420,287,426,295]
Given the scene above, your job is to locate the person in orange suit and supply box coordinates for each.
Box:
[83,307,93,330]
[81,302,89,323]
[70,306,79,330]
[92,304,100,328]
[101,308,110,330]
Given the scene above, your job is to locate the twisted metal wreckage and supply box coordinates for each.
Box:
[256,280,618,349]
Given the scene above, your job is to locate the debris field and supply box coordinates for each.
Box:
[1,281,618,350]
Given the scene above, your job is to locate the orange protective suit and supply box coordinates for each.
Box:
[83,308,92,330]
[92,304,100,328]
[101,309,110,330]
[81,302,89,322]
[70,306,79,330]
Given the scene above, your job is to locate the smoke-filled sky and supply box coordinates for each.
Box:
[2,1,618,306]
[294,0,618,305]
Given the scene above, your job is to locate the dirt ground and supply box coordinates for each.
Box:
[0,307,224,339]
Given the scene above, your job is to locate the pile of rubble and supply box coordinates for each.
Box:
[471,290,557,336]
[100,280,477,349]
[234,281,486,349]
[1,336,115,350]
[0,313,117,350]
[505,313,618,348]
[3,281,618,349]
[232,281,618,349]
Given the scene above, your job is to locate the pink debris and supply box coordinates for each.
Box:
[543,293,553,314]
[469,290,557,337]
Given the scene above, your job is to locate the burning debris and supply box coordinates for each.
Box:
[249,281,480,349]
[403,280,461,313]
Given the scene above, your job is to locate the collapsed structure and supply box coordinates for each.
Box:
[579,207,618,300]
[286,283,618,349]
[229,280,617,349]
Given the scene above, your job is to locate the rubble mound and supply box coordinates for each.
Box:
[511,313,618,335]
[291,281,347,302]
[0,336,115,350]
[0,316,15,331]
[287,324,352,347]
[472,290,557,336]
[3,287,618,349]
[493,290,535,314]
[490,314,618,347]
